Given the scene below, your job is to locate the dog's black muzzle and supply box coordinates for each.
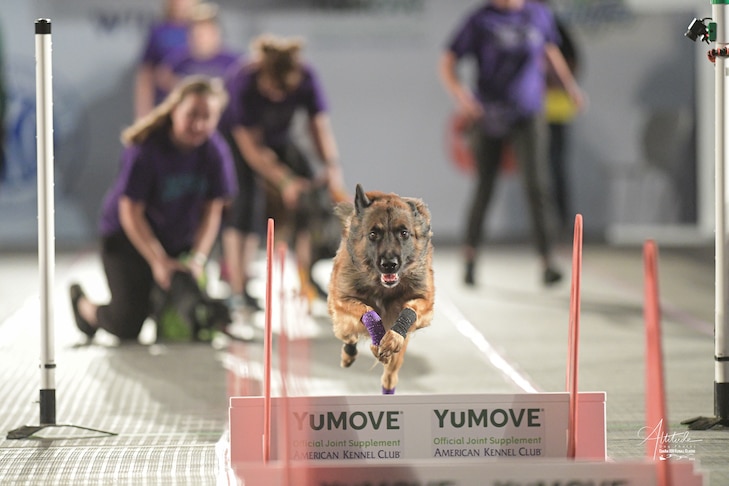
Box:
[378,254,401,287]
[378,255,401,274]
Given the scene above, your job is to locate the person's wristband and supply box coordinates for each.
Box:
[190,251,207,267]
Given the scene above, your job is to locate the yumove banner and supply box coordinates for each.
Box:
[229,393,607,464]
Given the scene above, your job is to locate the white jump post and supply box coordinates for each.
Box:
[35,17,57,428]
[683,2,729,429]
[7,18,114,441]
[713,0,729,429]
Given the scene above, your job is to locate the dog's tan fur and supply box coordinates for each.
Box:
[327,184,434,393]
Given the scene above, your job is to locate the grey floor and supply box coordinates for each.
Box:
[0,242,726,484]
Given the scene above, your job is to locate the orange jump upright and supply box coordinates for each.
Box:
[566,214,583,459]
[644,240,671,486]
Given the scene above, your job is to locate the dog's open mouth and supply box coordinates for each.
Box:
[380,273,400,287]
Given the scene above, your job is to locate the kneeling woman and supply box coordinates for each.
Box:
[71,75,237,342]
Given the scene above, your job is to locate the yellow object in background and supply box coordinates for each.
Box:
[544,88,578,123]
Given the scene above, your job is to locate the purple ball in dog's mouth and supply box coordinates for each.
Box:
[380,273,399,287]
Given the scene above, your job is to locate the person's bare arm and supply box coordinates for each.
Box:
[156,65,179,98]
[232,125,288,185]
[438,50,483,122]
[119,196,182,289]
[187,198,226,277]
[134,63,156,119]
[232,125,309,208]
[309,112,346,198]
[544,43,585,111]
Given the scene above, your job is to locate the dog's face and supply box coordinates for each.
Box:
[342,184,431,289]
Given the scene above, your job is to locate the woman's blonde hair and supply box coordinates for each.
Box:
[250,33,305,91]
[121,75,228,146]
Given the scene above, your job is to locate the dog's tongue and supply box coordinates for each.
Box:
[381,273,398,284]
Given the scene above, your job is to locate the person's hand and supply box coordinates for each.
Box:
[150,256,185,291]
[280,176,310,210]
[323,165,349,202]
[455,88,483,124]
[184,252,207,282]
[567,83,588,114]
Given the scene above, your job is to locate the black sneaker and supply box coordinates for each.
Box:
[69,284,97,339]
[543,267,563,286]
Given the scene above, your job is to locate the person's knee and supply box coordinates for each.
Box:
[98,306,148,340]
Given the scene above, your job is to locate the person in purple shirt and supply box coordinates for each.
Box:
[70,76,237,342]
[135,0,198,119]
[223,33,347,307]
[438,0,584,287]
[157,2,240,97]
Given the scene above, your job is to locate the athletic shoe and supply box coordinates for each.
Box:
[464,261,475,286]
[543,267,563,286]
[69,283,97,339]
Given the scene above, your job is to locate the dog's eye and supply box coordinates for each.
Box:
[399,230,410,240]
[368,231,378,241]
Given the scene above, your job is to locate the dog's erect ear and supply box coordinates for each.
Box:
[354,184,371,215]
[333,201,354,224]
[405,198,432,238]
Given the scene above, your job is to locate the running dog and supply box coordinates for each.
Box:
[328,184,434,394]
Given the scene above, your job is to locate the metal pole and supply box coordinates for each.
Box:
[35,18,56,426]
[713,0,729,423]
[8,18,114,440]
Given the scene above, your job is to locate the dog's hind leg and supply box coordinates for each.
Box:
[380,335,410,394]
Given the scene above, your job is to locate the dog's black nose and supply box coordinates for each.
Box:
[379,256,400,273]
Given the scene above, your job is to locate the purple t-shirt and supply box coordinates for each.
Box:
[446,1,559,116]
[140,21,190,104]
[223,62,328,149]
[140,21,189,66]
[99,130,238,256]
[161,46,241,81]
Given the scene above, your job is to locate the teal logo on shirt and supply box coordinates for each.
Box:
[161,173,208,202]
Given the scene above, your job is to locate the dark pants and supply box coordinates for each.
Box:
[222,131,266,236]
[96,232,187,340]
[548,122,570,228]
[270,141,316,233]
[464,116,555,258]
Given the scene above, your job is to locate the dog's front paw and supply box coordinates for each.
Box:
[369,343,389,364]
[377,330,404,363]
